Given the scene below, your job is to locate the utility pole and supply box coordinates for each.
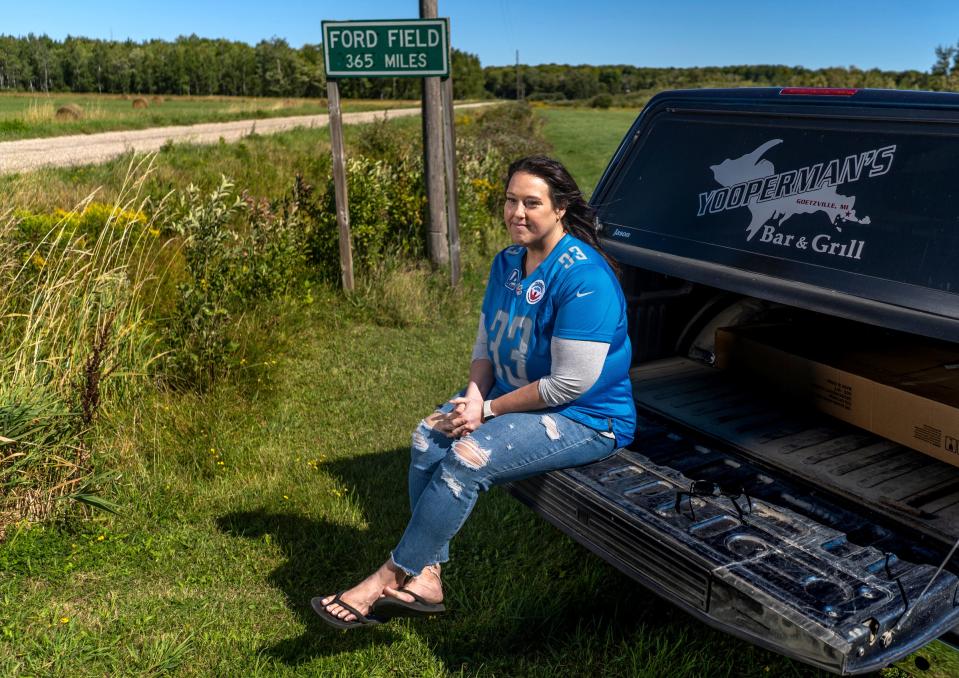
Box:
[442,76,461,285]
[421,0,449,266]
[516,50,520,100]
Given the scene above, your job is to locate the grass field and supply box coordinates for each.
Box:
[0,92,419,141]
[0,284,819,678]
[0,286,807,677]
[1,106,951,676]
[536,107,639,197]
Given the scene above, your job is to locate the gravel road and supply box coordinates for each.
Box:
[0,102,493,175]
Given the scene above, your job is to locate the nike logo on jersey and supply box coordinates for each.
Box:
[575,290,595,298]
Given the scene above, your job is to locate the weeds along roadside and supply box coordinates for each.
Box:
[0,102,550,537]
[0,154,161,536]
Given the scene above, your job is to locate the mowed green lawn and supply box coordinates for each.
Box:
[2,108,941,677]
[0,92,418,141]
[536,107,639,197]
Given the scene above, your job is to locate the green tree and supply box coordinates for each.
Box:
[451,49,484,99]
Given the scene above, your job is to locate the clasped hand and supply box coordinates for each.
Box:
[434,396,484,438]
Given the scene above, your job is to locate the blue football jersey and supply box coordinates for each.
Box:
[480,233,636,447]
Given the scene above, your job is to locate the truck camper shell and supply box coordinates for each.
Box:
[508,88,959,674]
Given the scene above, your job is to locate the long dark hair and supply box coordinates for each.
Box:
[505,155,619,275]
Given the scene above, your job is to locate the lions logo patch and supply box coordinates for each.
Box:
[505,268,520,290]
[526,279,546,305]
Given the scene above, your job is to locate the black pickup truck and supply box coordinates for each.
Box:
[508,87,959,674]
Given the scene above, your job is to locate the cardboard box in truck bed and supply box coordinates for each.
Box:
[715,325,959,468]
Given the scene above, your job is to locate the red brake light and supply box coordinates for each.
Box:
[779,87,859,96]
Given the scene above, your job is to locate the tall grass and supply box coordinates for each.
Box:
[0,154,165,536]
[22,99,54,123]
[20,98,107,123]
[0,102,538,538]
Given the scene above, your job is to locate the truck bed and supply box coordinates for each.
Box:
[633,357,959,551]
[507,357,959,674]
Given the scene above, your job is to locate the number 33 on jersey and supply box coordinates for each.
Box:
[479,233,636,447]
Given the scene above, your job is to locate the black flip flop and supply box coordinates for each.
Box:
[310,593,384,630]
[369,587,446,620]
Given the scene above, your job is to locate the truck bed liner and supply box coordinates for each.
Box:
[632,357,959,551]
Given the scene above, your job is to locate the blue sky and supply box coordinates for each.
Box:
[4,1,958,72]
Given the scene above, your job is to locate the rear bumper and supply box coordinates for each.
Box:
[507,428,959,674]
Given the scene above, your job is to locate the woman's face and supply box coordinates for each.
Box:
[504,171,566,251]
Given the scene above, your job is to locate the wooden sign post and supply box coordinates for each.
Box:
[322,17,458,290]
[325,79,354,293]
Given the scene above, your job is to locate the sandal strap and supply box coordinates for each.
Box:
[397,587,431,605]
[331,592,371,623]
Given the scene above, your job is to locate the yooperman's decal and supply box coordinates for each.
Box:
[697,139,896,261]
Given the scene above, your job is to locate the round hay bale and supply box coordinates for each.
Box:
[151,95,164,104]
[132,97,149,109]
[55,104,83,121]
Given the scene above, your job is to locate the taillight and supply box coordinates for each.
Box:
[779,87,859,96]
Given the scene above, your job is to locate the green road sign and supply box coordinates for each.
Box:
[322,19,450,78]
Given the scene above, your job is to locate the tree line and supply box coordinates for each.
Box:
[487,63,950,101]
[0,34,485,99]
[0,33,955,101]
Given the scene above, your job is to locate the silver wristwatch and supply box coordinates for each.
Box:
[482,399,496,422]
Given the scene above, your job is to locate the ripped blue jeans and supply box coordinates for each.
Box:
[391,390,616,575]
